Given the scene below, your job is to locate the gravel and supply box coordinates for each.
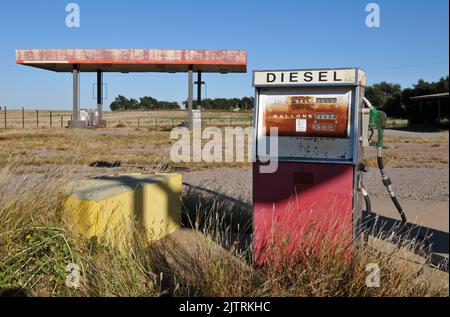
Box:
[384,129,448,139]
[365,167,449,201]
[183,168,253,205]
[183,165,449,203]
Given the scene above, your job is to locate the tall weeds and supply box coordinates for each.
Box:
[0,163,447,297]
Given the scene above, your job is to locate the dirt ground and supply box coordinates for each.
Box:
[0,126,448,288]
[364,130,449,201]
[0,127,448,201]
[181,129,449,202]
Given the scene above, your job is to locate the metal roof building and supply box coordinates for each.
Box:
[409,92,449,127]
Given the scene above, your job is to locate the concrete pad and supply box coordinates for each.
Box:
[369,197,449,269]
[68,120,87,128]
[369,236,449,292]
[371,198,449,231]
[97,120,107,128]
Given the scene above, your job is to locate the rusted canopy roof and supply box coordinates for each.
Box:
[16,49,247,73]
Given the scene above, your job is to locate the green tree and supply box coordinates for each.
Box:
[111,95,181,111]
[240,97,254,110]
[110,95,129,111]
[139,96,158,110]
[365,82,403,117]
[156,101,180,109]
[128,98,139,110]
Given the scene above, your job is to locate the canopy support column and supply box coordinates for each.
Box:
[197,71,202,108]
[186,65,194,129]
[69,64,85,128]
[97,71,107,128]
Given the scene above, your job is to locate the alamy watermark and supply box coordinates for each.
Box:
[65,263,81,289]
[66,3,80,28]
[169,120,279,173]
[365,3,381,28]
[365,263,381,288]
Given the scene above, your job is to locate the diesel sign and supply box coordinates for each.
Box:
[253,68,363,87]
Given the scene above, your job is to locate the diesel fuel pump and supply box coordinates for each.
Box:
[252,67,410,264]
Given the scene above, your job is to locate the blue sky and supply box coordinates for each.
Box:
[0,0,448,110]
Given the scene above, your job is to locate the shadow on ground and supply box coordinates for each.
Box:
[366,212,449,272]
[181,182,252,253]
[0,287,28,297]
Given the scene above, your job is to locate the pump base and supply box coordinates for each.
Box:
[68,120,87,128]
[253,162,355,264]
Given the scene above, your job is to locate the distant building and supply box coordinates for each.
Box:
[409,92,449,127]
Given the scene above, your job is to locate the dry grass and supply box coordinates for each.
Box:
[1,109,253,129]
[0,162,447,297]
[0,128,172,167]
[0,126,448,297]
[364,152,401,168]
[384,135,448,145]
[0,126,252,172]
[363,133,449,168]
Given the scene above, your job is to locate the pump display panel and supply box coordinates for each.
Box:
[256,87,354,162]
[263,94,350,138]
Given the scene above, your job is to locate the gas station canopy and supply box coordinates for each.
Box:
[16,48,247,128]
[16,49,247,73]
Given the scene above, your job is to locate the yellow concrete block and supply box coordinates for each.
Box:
[63,173,182,251]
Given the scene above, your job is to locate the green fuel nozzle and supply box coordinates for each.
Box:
[363,97,408,227]
[369,107,387,148]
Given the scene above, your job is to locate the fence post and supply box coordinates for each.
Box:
[36,110,39,127]
[22,107,25,128]
[138,117,140,128]
[4,106,6,129]
[61,116,63,128]
[50,111,53,127]
[155,117,158,130]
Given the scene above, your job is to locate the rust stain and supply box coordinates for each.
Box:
[16,49,247,65]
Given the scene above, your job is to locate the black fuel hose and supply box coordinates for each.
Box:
[360,184,372,231]
[358,163,372,231]
[361,188,372,216]
[377,147,408,224]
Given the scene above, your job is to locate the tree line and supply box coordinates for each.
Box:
[109,76,448,118]
[110,95,181,111]
[365,76,449,119]
[184,97,254,111]
[110,95,255,111]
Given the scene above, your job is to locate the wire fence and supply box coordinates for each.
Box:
[0,108,254,130]
[385,118,409,129]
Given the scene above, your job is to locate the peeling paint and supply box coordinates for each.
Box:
[16,49,247,73]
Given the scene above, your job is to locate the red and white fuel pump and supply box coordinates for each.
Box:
[252,67,410,264]
[252,68,372,263]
